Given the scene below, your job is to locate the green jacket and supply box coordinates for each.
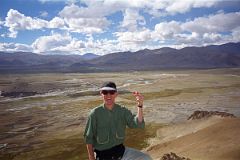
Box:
[84,103,145,151]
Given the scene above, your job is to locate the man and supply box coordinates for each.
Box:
[84,81,152,160]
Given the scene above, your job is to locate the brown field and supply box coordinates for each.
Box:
[0,68,240,160]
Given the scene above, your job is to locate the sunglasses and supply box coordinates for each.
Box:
[101,90,116,95]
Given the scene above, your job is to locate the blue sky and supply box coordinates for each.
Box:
[0,0,240,55]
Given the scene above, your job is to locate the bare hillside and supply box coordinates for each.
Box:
[146,117,240,160]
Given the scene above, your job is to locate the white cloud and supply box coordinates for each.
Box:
[126,0,220,17]
[49,17,66,28]
[182,11,240,34]
[121,8,146,31]
[153,21,182,40]
[32,32,87,54]
[59,1,121,18]
[232,27,240,42]
[39,11,48,17]
[165,0,217,14]
[113,29,155,52]
[0,42,33,52]
[31,32,123,55]
[153,11,240,46]
[5,9,48,30]
[4,9,62,38]
[32,32,72,53]
[2,0,223,38]
[115,29,151,44]
[59,3,113,34]
[202,33,222,43]
[65,17,109,34]
[81,38,127,55]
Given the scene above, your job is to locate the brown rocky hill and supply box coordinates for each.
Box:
[146,112,240,160]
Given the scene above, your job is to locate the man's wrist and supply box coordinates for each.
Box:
[89,156,95,160]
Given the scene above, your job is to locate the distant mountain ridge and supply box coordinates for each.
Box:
[81,53,100,60]
[71,42,240,71]
[0,42,239,73]
[0,52,98,73]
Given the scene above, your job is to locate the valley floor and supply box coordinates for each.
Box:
[0,68,239,160]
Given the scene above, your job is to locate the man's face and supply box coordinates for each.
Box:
[100,90,118,106]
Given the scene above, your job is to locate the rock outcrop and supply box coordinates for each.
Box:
[187,110,236,120]
[161,152,191,160]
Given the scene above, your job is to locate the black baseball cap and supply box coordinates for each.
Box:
[100,81,117,91]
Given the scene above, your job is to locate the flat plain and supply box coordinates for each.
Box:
[0,68,240,160]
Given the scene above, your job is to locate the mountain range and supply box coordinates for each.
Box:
[0,42,239,73]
